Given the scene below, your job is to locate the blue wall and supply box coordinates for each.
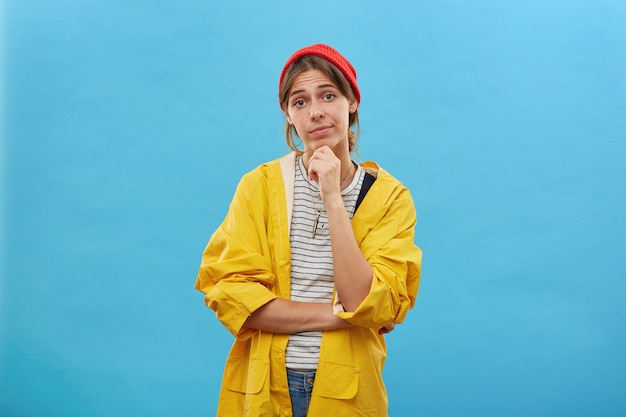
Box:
[2,1,625,416]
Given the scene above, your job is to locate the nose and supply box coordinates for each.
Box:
[309,102,324,120]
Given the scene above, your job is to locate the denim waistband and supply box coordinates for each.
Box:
[287,369,316,391]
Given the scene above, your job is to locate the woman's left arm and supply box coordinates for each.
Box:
[307,147,373,311]
[324,195,373,312]
[309,146,421,327]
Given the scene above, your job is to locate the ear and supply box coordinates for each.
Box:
[349,101,358,113]
[283,110,293,125]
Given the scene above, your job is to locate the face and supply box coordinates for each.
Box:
[285,69,358,156]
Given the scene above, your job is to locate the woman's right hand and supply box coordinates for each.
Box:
[378,323,396,335]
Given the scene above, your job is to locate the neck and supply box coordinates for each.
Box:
[340,160,355,188]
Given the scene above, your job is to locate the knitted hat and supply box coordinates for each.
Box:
[278,44,360,107]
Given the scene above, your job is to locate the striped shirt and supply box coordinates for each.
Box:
[285,156,365,370]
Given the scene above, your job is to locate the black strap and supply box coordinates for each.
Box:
[355,172,376,212]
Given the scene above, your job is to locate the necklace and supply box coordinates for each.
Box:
[304,159,355,239]
[339,162,355,189]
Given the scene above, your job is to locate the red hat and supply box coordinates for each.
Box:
[278,44,360,107]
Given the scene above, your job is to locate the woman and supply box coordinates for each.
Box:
[195,44,422,417]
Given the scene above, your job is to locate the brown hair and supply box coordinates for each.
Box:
[278,55,360,154]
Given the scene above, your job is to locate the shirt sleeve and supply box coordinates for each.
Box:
[335,185,422,328]
[194,171,279,338]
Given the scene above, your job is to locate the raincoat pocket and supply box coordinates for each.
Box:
[314,361,359,399]
[224,358,269,394]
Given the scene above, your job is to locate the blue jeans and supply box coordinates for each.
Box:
[287,369,316,417]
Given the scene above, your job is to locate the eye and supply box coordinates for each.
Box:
[293,99,306,108]
[323,93,335,100]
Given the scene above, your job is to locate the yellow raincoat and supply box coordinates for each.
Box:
[195,152,421,417]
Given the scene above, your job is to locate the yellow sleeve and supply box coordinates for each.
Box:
[194,170,279,338]
[336,186,422,328]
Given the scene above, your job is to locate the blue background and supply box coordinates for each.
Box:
[2,1,625,416]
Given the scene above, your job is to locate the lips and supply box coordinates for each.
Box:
[310,125,332,135]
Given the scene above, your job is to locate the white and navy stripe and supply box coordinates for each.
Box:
[285,156,365,370]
